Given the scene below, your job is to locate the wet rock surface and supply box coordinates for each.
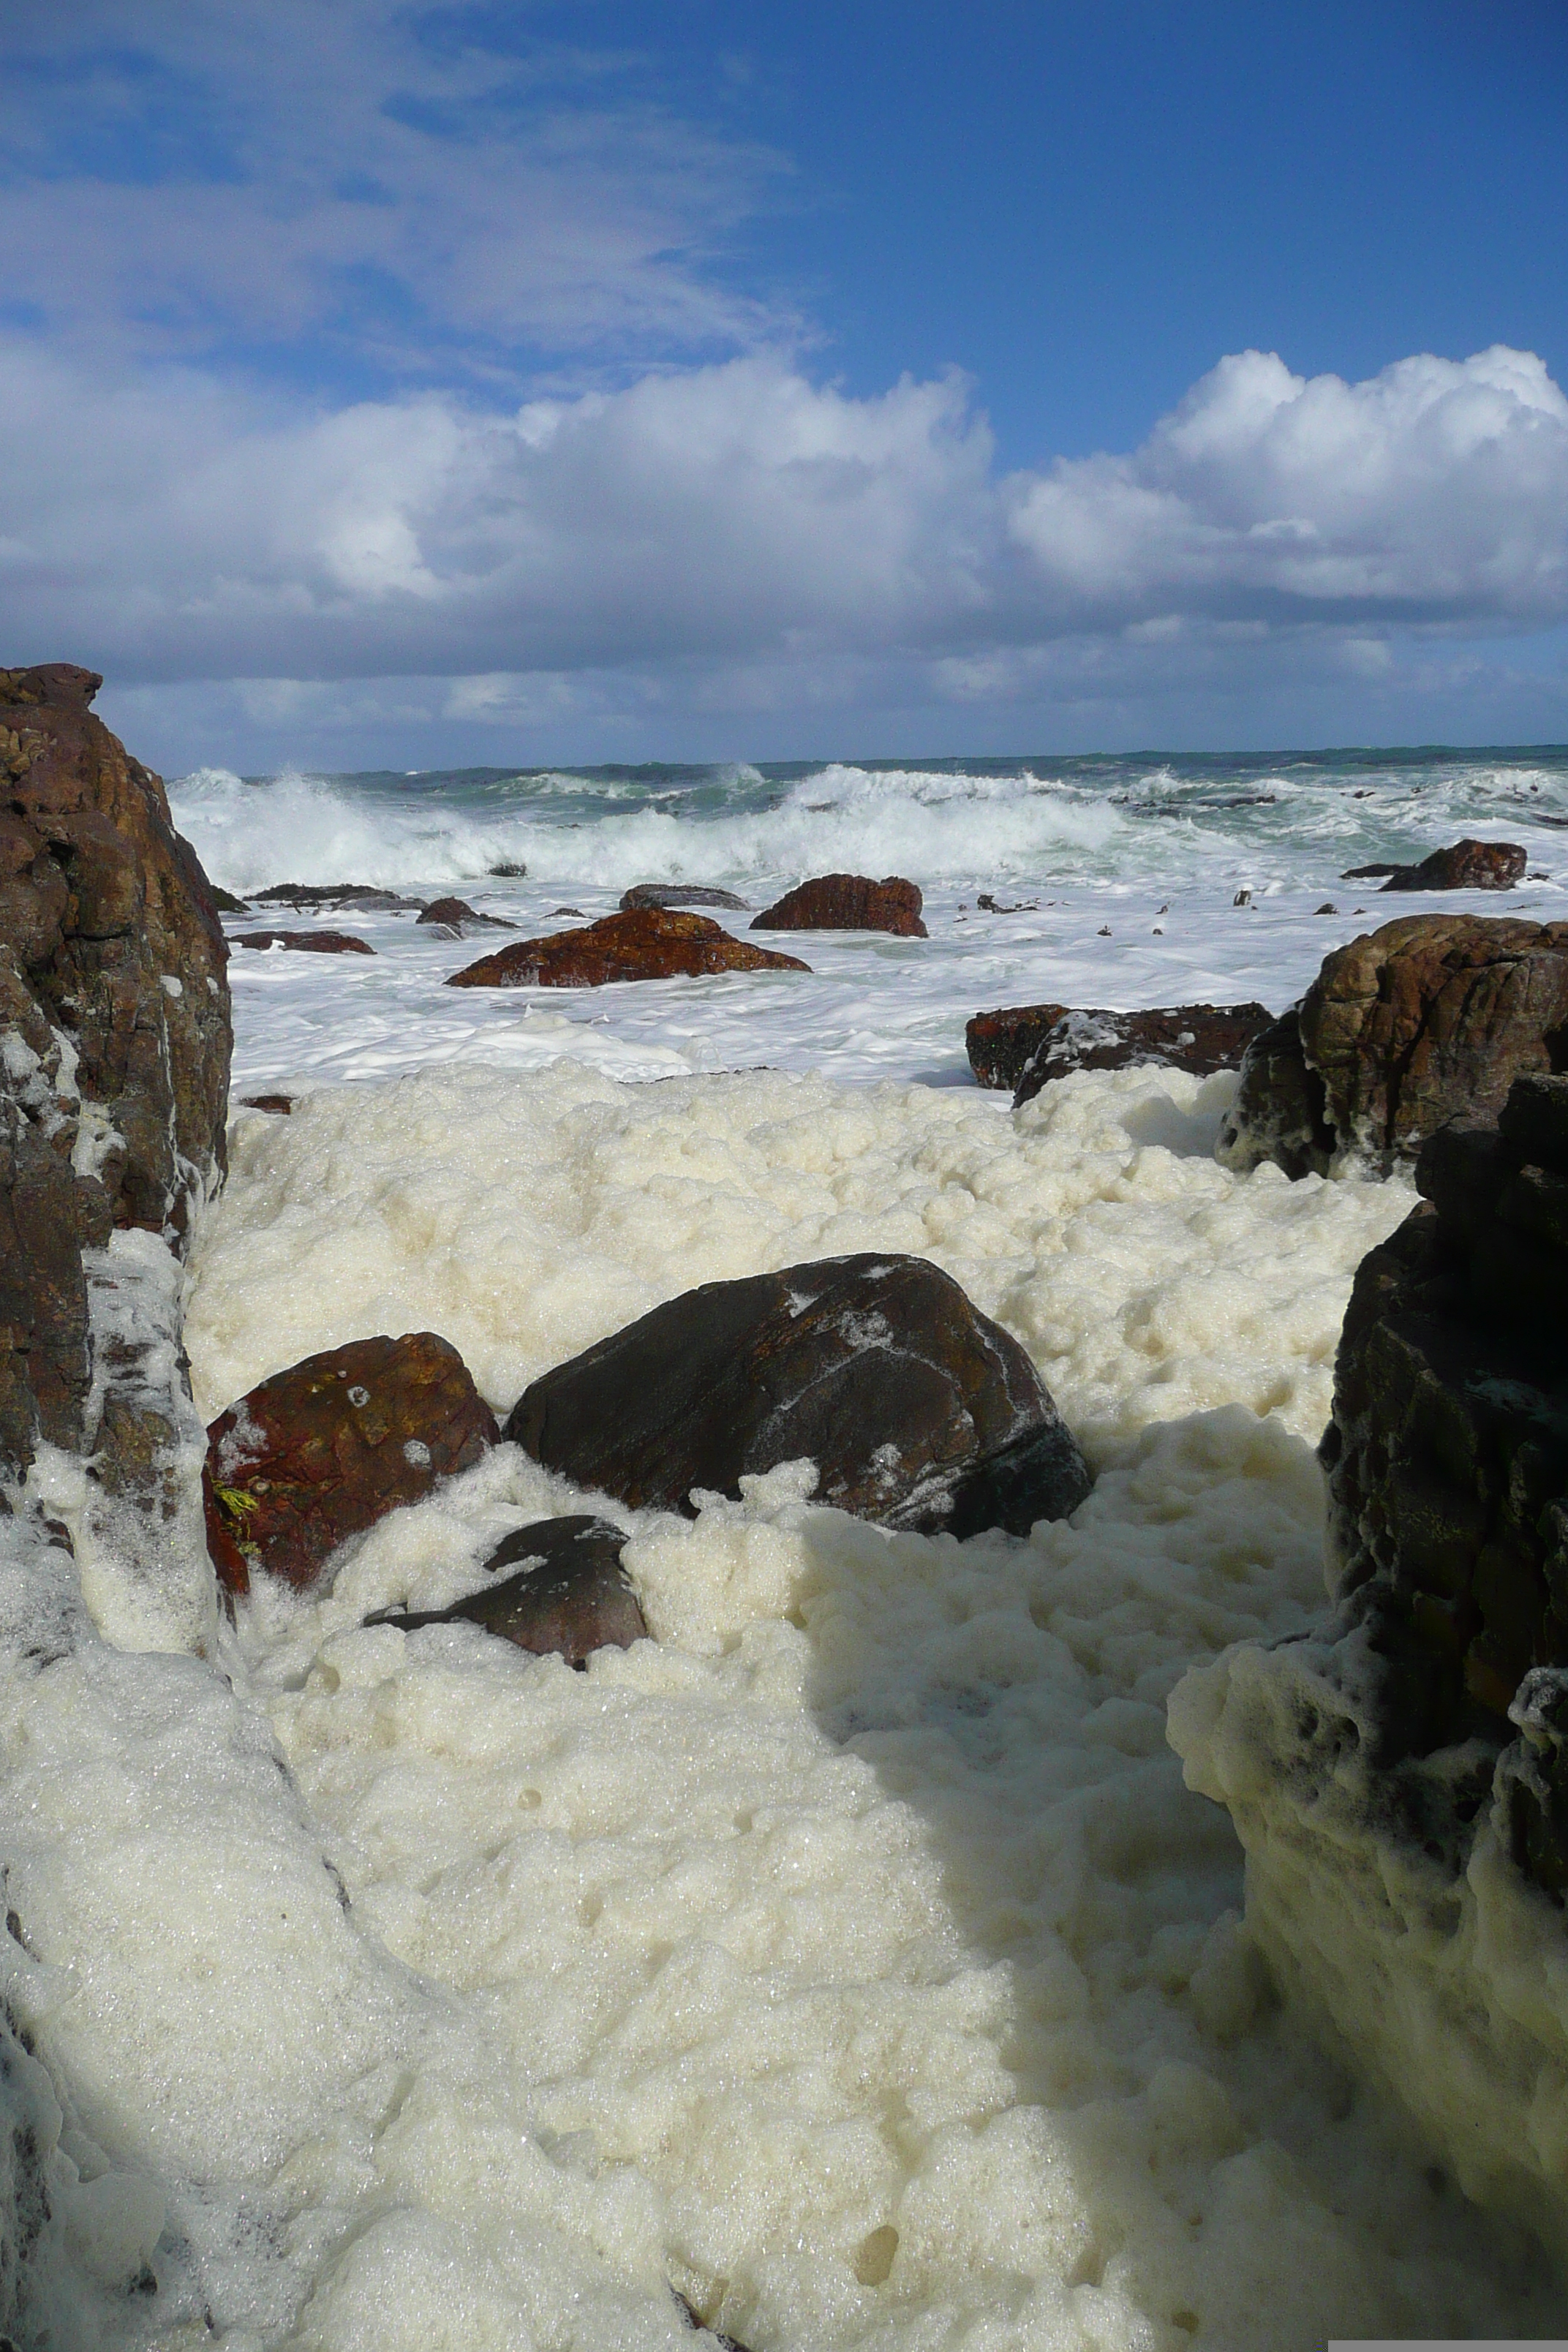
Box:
[1218,914,1568,1178]
[415,896,515,934]
[620,883,750,911]
[0,663,230,1480]
[446,908,809,988]
[1011,1002,1272,1107]
[965,1002,1068,1091]
[1349,838,1528,892]
[252,882,425,913]
[232,930,375,955]
[367,1515,645,1665]
[204,1332,499,1595]
[751,873,927,938]
[506,1252,1092,1537]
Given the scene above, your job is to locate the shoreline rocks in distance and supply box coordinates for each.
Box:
[366,1515,645,1666]
[1218,914,1568,1179]
[251,881,426,913]
[233,930,375,955]
[506,1252,1092,1539]
[446,906,809,987]
[1341,838,1527,893]
[415,895,516,935]
[751,873,927,937]
[204,1332,499,1595]
[620,883,751,912]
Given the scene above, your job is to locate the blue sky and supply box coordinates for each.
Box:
[3,0,1568,769]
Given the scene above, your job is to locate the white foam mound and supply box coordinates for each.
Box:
[6,1062,1564,2345]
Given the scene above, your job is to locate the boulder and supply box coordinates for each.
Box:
[414,896,516,935]
[620,883,750,912]
[505,1253,1091,1538]
[1375,839,1526,892]
[232,930,375,955]
[204,1332,500,1595]
[445,908,809,988]
[751,874,927,938]
[0,663,230,1479]
[1011,1003,1273,1107]
[1218,915,1568,1178]
[366,1515,645,1665]
[965,1003,1068,1092]
[252,882,425,912]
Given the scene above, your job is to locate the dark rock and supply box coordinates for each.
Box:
[1314,902,1338,916]
[505,1253,1091,1538]
[1341,862,1401,878]
[487,861,528,878]
[1011,1003,1273,1107]
[240,1094,293,1115]
[232,930,375,955]
[620,884,750,912]
[366,1515,645,1665]
[415,896,515,935]
[965,1003,1068,1092]
[673,2289,752,2351]
[210,886,249,913]
[1380,839,1528,893]
[446,908,809,988]
[1217,916,1568,1178]
[751,874,927,938]
[204,1333,500,1595]
[975,892,1038,913]
[0,662,230,1477]
[252,882,425,912]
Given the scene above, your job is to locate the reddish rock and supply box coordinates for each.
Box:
[233,930,374,955]
[965,1003,1068,1091]
[751,874,927,937]
[1219,916,1568,1177]
[415,896,515,934]
[1011,1003,1273,1107]
[506,1253,1091,1539]
[240,1094,293,1115]
[620,883,750,912]
[1379,839,1527,892]
[446,908,809,988]
[204,1332,500,1595]
[367,1515,645,1666]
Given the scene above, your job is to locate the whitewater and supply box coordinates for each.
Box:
[10,747,1568,2350]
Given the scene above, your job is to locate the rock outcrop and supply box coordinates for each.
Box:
[620,883,750,912]
[0,663,230,1489]
[233,930,375,955]
[252,883,424,913]
[1218,915,1568,1178]
[506,1253,1092,1538]
[414,896,514,935]
[367,1515,645,1665]
[446,908,809,988]
[751,875,926,938]
[1341,839,1527,893]
[204,1333,499,1595]
[1011,1003,1272,1107]
[965,1003,1068,1092]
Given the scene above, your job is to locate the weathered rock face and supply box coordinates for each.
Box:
[0,663,230,1480]
[1349,838,1527,893]
[232,930,375,955]
[1217,915,1568,1178]
[505,1253,1092,1537]
[965,1003,1068,1092]
[368,1515,645,1665]
[446,908,809,988]
[619,883,750,912]
[415,896,514,935]
[751,875,927,938]
[204,1333,500,1594]
[1011,1003,1273,1107]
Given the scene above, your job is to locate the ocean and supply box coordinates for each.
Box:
[11,747,1568,2348]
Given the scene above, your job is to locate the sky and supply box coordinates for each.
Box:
[3,0,1568,772]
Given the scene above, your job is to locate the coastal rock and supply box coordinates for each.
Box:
[204,1332,499,1595]
[1011,1002,1273,1107]
[367,1515,645,1665]
[505,1252,1092,1538]
[252,882,425,913]
[210,886,249,913]
[1217,915,1568,1177]
[1341,839,1528,892]
[415,895,514,934]
[0,662,230,1480]
[965,1003,1068,1092]
[233,930,375,955]
[620,883,750,912]
[240,1093,293,1114]
[751,874,927,938]
[445,908,809,988]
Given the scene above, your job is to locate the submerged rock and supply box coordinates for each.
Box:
[1217,914,1568,1178]
[1011,1002,1272,1107]
[620,883,750,911]
[1339,838,1528,892]
[445,908,808,987]
[751,873,927,937]
[506,1253,1091,1538]
[232,930,375,955]
[204,1333,499,1594]
[367,1515,645,1665]
[415,896,515,934]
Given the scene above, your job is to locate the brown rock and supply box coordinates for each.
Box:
[505,1253,1092,1539]
[0,662,230,1477]
[1379,838,1528,892]
[366,1515,645,1665]
[965,1003,1068,1091]
[204,1332,500,1594]
[446,908,809,988]
[240,1094,293,1115]
[1218,916,1568,1178]
[751,874,927,937]
[1011,1003,1273,1107]
[233,930,375,955]
[620,883,750,911]
[415,896,515,934]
